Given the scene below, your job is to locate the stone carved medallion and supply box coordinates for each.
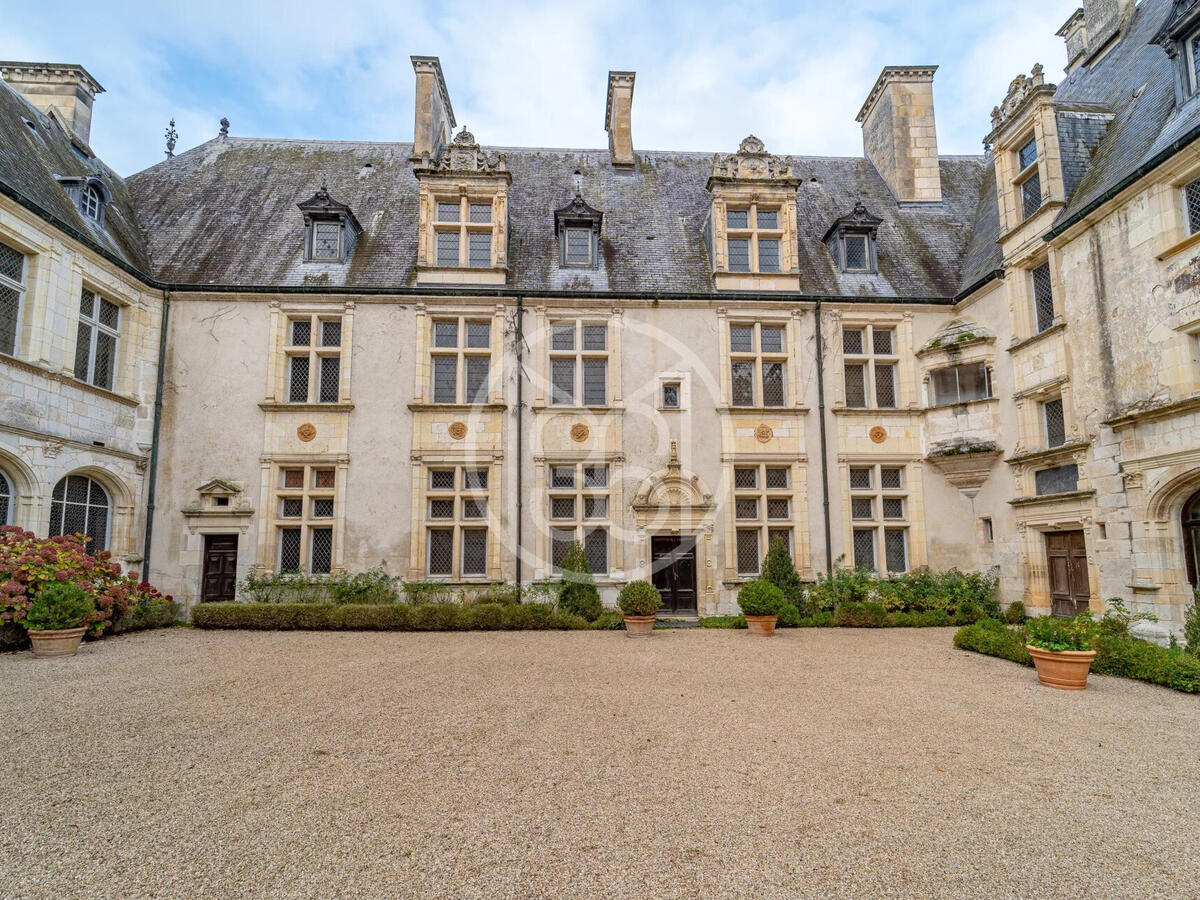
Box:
[448,421,468,440]
[297,424,317,442]
[869,426,888,444]
[754,424,774,443]
[570,423,590,443]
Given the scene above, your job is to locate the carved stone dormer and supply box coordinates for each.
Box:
[182,478,254,521]
[297,183,362,263]
[821,200,882,274]
[987,64,1056,141]
[1152,0,1200,105]
[554,175,603,268]
[414,128,512,285]
[707,136,801,291]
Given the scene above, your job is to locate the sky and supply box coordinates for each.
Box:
[6,0,1081,176]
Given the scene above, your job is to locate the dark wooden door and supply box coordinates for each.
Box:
[1046,530,1089,617]
[651,536,697,614]
[202,534,239,602]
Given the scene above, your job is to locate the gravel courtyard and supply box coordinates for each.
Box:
[1,627,1197,899]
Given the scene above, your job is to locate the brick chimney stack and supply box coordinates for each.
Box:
[0,62,104,145]
[605,71,636,169]
[856,66,942,204]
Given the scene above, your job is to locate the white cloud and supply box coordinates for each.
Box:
[7,0,1079,174]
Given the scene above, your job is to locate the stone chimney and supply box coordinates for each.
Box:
[1082,0,1134,56]
[410,56,456,161]
[605,71,636,169]
[856,66,941,204]
[1057,10,1089,74]
[0,62,104,145]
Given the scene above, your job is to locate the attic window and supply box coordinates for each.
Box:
[1187,29,1200,94]
[554,187,603,269]
[1185,176,1200,233]
[296,183,362,264]
[823,201,880,275]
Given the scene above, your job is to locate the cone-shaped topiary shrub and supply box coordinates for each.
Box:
[558,541,602,622]
[762,536,805,610]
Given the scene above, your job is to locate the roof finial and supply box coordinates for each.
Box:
[164,118,177,158]
[573,169,583,198]
[219,117,230,139]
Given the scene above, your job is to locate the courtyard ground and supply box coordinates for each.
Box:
[0,626,1197,899]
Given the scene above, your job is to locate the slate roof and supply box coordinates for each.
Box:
[0,77,148,271]
[123,137,987,297]
[1052,0,1200,226]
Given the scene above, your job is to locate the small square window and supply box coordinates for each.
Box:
[551,466,575,489]
[765,468,789,489]
[734,467,758,489]
[760,326,784,354]
[282,469,305,489]
[735,498,759,519]
[281,497,303,518]
[1017,136,1037,171]
[429,498,455,519]
[730,325,754,353]
[320,320,342,347]
[551,323,575,351]
[766,498,790,520]
[882,497,905,520]
[872,329,894,355]
[433,321,459,348]
[565,228,591,265]
[842,328,864,355]
[437,201,460,222]
[726,209,748,229]
[757,209,779,230]
[551,497,576,519]
[662,382,680,409]
[463,469,489,490]
[728,238,750,272]
[429,470,456,491]
[582,324,607,351]
[290,320,312,346]
[313,469,335,489]
[466,321,491,348]
[583,466,608,488]
[880,468,903,490]
[312,498,334,518]
[312,223,341,260]
[849,467,872,490]
[844,234,869,271]
[852,497,874,520]
[468,202,492,223]
[462,498,488,519]
[583,497,608,519]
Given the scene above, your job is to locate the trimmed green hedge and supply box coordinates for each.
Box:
[192,601,593,632]
[954,619,1200,693]
[698,609,961,629]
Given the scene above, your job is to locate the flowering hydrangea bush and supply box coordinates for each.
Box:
[0,525,173,636]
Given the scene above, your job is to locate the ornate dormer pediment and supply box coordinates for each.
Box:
[414,127,511,180]
[987,64,1056,142]
[297,184,362,232]
[297,182,361,262]
[821,200,882,243]
[183,478,253,520]
[707,135,801,188]
[554,191,602,235]
[1151,0,1200,56]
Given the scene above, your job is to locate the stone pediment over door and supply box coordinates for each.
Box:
[631,463,716,532]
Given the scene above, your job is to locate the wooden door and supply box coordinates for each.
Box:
[650,536,697,614]
[202,534,239,602]
[1046,530,1089,617]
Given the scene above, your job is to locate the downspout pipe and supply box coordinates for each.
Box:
[814,297,833,573]
[515,296,524,590]
[141,289,170,574]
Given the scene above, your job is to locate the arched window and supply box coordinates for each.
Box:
[81,183,102,221]
[1184,490,1200,589]
[0,470,11,525]
[49,474,110,551]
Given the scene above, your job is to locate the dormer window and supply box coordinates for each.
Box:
[554,179,602,269]
[81,183,102,221]
[725,205,781,273]
[434,197,494,267]
[1153,8,1200,102]
[297,183,361,264]
[822,200,881,275]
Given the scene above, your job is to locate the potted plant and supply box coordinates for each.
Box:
[617,581,662,638]
[24,582,95,659]
[738,579,785,636]
[1025,614,1097,690]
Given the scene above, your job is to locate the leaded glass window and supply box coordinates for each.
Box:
[425,464,491,579]
[1032,263,1055,333]
[842,325,897,409]
[1021,171,1042,219]
[429,316,492,404]
[564,228,592,266]
[547,462,610,575]
[0,471,10,526]
[1043,397,1066,448]
[729,322,787,407]
[0,241,26,356]
[728,238,750,272]
[275,465,337,574]
[468,232,491,268]
[49,475,110,550]
[1186,177,1200,234]
[731,462,797,575]
[843,233,870,272]
[736,529,760,575]
[81,184,102,221]
[848,464,909,572]
[286,315,343,404]
[432,197,495,269]
[549,320,609,407]
[311,222,342,260]
[74,288,119,390]
[1017,136,1038,171]
[724,202,784,273]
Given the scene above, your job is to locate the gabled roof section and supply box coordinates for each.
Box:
[296,183,362,234]
[0,76,149,271]
[820,200,883,243]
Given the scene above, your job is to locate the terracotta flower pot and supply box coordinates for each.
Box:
[622,614,656,638]
[1026,645,1097,690]
[28,626,87,659]
[745,615,778,636]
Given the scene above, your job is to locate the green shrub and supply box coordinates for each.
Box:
[617,581,662,617]
[699,615,746,629]
[761,537,806,610]
[466,584,522,606]
[737,580,785,617]
[332,568,400,605]
[954,600,983,626]
[776,603,802,628]
[1026,614,1096,651]
[25,583,94,631]
[1185,591,1200,657]
[110,597,182,634]
[809,564,872,611]
[191,601,594,632]
[952,620,1032,665]
[592,609,626,630]
[558,542,602,622]
[402,581,460,605]
[1004,601,1027,624]
[833,601,888,627]
[799,611,835,627]
[460,602,506,630]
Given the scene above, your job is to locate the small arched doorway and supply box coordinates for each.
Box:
[1184,490,1200,590]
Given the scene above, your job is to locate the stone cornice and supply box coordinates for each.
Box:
[855,65,937,124]
[0,353,140,407]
